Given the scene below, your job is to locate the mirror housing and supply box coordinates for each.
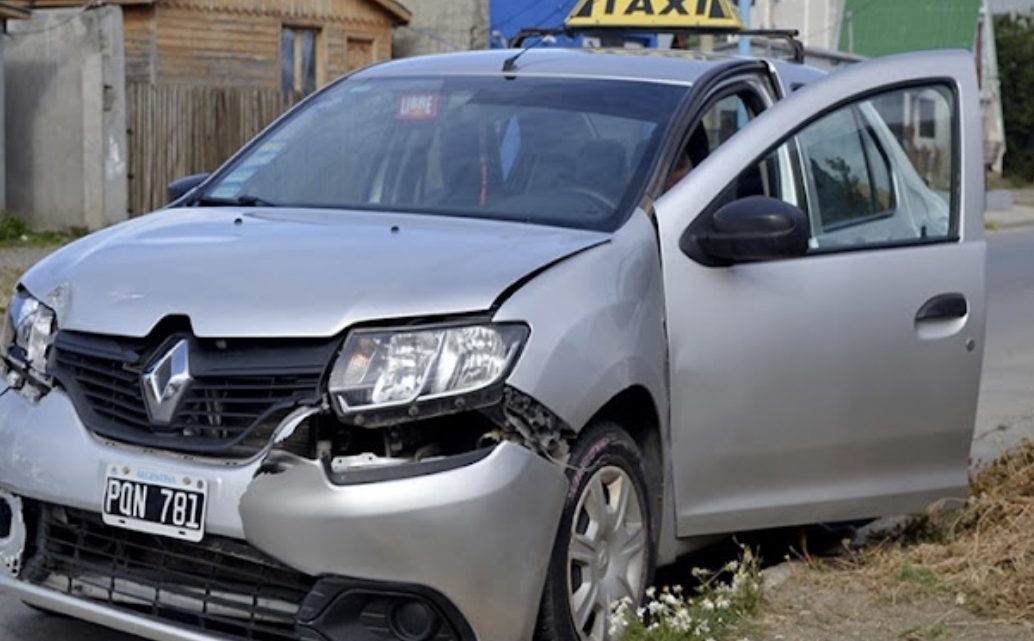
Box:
[167,173,211,205]
[681,196,809,266]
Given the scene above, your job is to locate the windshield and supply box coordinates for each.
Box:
[201,76,689,231]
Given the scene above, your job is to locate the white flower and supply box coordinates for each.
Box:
[673,609,693,632]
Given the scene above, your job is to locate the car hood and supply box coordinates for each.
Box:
[21,208,609,338]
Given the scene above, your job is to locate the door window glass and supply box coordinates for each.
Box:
[715,84,956,251]
[667,91,760,192]
[800,107,895,231]
[701,94,754,148]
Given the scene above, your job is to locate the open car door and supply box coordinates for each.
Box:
[655,50,986,536]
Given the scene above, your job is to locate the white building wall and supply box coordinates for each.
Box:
[750,0,845,50]
[990,0,1034,13]
[5,7,128,230]
[393,0,489,57]
[981,0,1007,173]
[0,23,5,211]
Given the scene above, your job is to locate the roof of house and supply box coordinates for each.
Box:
[3,0,410,23]
[839,0,982,57]
[0,1,30,20]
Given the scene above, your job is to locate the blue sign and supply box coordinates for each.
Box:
[489,0,656,48]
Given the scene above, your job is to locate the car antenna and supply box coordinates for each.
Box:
[502,29,563,73]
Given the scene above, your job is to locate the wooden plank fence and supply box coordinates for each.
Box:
[127,83,298,214]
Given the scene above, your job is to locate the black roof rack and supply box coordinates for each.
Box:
[509,26,805,64]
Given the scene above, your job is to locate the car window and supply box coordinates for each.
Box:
[715,84,956,251]
[700,93,755,149]
[202,76,689,232]
[666,90,761,193]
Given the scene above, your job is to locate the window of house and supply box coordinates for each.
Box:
[281,26,320,97]
[917,96,937,139]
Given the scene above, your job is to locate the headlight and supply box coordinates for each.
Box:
[328,323,528,414]
[2,289,57,377]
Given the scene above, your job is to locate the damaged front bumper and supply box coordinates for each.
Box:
[0,386,569,641]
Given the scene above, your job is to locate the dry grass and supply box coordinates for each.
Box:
[830,441,1034,621]
[0,267,22,314]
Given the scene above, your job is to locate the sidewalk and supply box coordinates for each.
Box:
[985,189,1034,230]
[986,204,1034,230]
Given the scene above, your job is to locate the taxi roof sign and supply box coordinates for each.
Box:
[565,0,745,31]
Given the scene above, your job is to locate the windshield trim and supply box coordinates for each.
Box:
[362,70,697,87]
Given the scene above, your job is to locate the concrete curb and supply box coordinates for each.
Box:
[986,215,1034,231]
[985,204,1034,231]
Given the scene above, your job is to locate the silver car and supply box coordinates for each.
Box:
[0,47,985,641]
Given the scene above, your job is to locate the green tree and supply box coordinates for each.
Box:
[996,13,1034,181]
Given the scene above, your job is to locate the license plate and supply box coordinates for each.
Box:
[102,465,208,542]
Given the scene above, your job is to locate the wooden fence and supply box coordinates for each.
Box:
[127,83,298,214]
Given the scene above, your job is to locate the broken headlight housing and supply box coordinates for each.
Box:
[1,289,58,387]
[328,323,528,424]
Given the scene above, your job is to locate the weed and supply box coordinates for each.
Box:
[895,563,950,599]
[898,622,949,640]
[613,546,763,641]
[0,212,87,248]
[843,440,1034,621]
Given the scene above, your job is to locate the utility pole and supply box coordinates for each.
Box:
[739,0,751,56]
[846,9,854,53]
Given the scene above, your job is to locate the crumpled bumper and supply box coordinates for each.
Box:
[0,386,569,641]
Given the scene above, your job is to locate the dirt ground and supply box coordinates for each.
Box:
[0,245,59,312]
[754,563,1034,641]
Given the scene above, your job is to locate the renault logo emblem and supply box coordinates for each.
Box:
[141,339,192,425]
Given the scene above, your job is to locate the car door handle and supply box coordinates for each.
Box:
[915,293,968,322]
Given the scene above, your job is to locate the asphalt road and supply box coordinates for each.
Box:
[1,227,1033,640]
[972,227,1034,459]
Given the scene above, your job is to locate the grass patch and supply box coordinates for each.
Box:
[836,441,1034,621]
[0,212,86,248]
[0,267,23,315]
[899,621,949,640]
[986,174,1032,191]
[895,563,952,600]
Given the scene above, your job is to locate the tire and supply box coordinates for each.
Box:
[535,421,656,641]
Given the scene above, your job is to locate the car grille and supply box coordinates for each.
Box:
[50,330,334,457]
[28,506,315,641]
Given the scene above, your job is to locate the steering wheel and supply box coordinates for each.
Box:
[566,185,618,212]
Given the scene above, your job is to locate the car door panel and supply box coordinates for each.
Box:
[654,51,985,537]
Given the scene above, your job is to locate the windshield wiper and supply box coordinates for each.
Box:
[195,194,278,207]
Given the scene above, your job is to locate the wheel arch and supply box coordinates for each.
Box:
[586,385,665,542]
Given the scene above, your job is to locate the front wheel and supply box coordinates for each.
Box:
[536,421,655,641]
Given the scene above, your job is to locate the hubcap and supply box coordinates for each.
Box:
[566,466,647,641]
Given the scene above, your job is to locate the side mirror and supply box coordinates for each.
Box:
[681,196,809,266]
[166,173,211,204]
